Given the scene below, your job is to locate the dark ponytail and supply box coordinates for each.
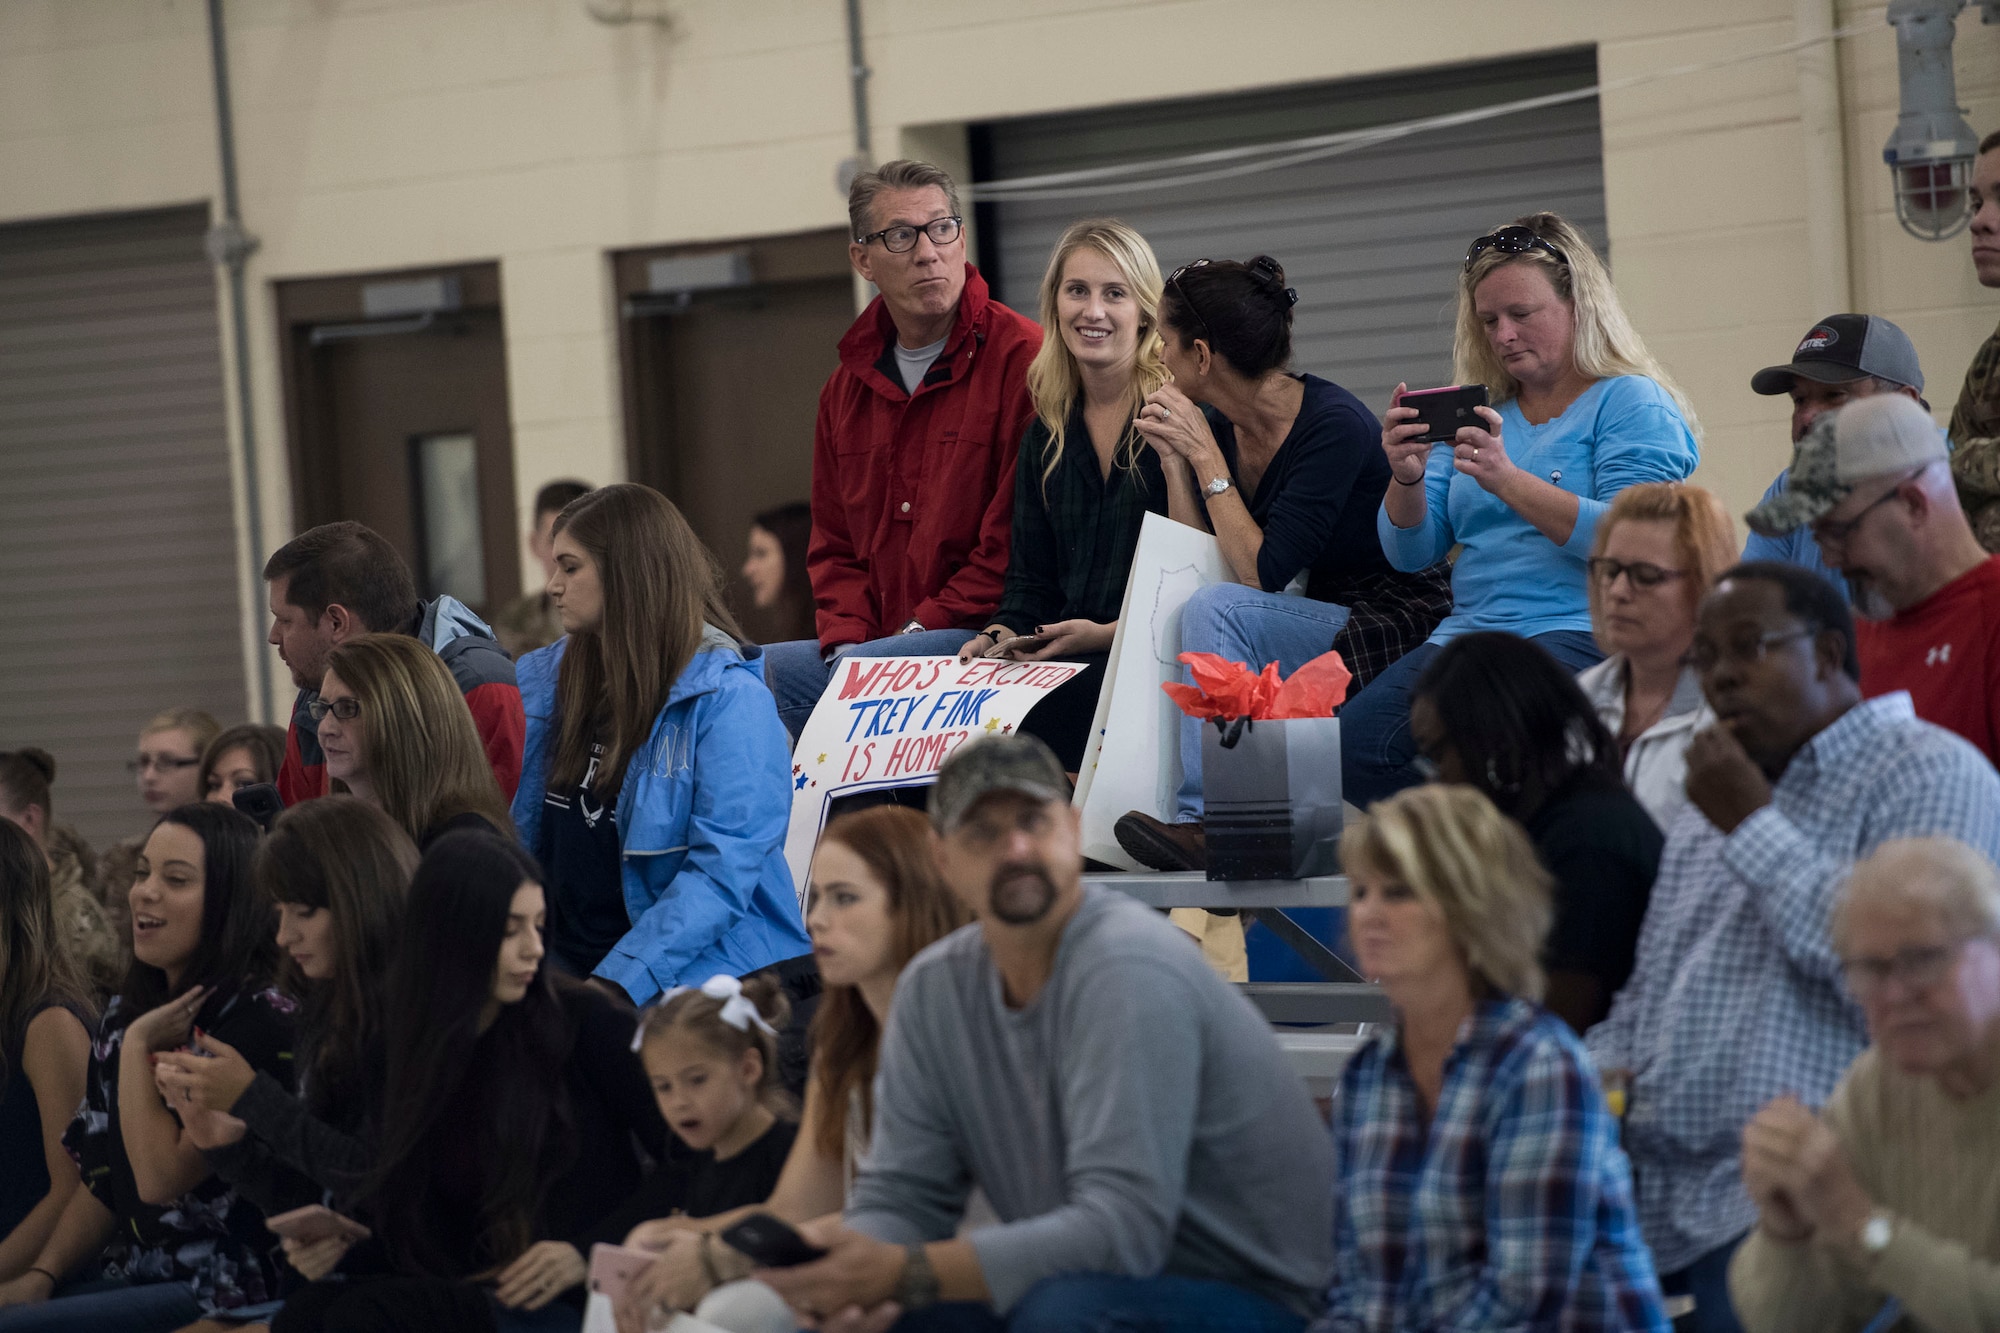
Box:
[1161,253,1297,377]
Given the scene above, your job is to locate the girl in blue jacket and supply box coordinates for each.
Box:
[511,483,809,1006]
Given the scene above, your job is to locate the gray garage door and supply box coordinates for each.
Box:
[976,48,1605,419]
[0,204,245,850]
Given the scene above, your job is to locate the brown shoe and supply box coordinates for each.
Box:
[1114,811,1207,871]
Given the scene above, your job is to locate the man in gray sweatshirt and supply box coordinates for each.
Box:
[757,734,1333,1332]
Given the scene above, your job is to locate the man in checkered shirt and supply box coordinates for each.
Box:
[1586,560,2000,1333]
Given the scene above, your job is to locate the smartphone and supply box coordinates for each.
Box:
[1397,383,1490,444]
[232,783,284,833]
[587,1243,656,1305]
[990,630,1052,657]
[265,1204,372,1245]
[718,1214,828,1268]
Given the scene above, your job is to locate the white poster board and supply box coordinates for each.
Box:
[1072,512,1230,869]
[784,655,1086,891]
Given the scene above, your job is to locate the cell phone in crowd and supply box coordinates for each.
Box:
[587,1243,656,1305]
[990,630,1052,657]
[718,1214,829,1269]
[264,1204,372,1246]
[232,782,284,833]
[1397,383,1491,444]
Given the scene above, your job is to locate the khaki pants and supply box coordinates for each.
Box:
[1169,908,1248,982]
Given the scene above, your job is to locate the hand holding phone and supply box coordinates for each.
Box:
[1397,383,1491,444]
[587,1243,655,1305]
[989,630,1052,658]
[718,1214,828,1268]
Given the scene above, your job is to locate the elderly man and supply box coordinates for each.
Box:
[761,159,1041,743]
[1747,395,1999,764]
[1585,562,2000,1333]
[1742,314,1927,593]
[1730,837,2000,1332]
[1948,131,2000,550]
[756,735,1333,1333]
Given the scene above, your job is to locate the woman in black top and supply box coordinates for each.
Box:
[271,829,666,1333]
[1114,255,1452,872]
[0,821,94,1291]
[0,803,296,1333]
[153,797,418,1225]
[957,219,1204,771]
[1407,631,1664,1033]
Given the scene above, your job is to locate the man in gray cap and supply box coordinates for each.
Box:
[1746,394,1998,764]
[757,733,1333,1332]
[1742,314,1927,594]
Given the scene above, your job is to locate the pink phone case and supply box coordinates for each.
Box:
[588,1243,655,1305]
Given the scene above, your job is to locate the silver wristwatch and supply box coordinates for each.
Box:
[893,1243,940,1310]
[1204,474,1234,498]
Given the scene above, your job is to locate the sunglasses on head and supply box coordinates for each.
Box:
[1464,225,1569,273]
[1167,258,1217,348]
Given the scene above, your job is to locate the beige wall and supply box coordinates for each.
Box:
[3,0,1997,716]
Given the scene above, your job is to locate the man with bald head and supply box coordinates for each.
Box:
[1747,393,2000,765]
[1730,837,2000,1331]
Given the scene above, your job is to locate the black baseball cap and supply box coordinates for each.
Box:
[1750,314,1924,396]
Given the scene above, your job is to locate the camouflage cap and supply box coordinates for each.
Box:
[1746,395,1947,536]
[928,733,1069,833]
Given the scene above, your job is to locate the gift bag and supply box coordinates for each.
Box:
[1201,715,1343,880]
[1161,648,1351,883]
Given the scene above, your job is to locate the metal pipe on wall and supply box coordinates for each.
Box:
[1796,0,1854,315]
[205,0,273,721]
[845,0,876,316]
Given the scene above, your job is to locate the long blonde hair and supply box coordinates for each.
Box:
[324,633,512,844]
[1454,211,1701,440]
[1340,784,1552,1002]
[1024,220,1170,490]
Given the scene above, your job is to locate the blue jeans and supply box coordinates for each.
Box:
[0,1278,203,1333]
[1172,583,1352,823]
[892,1272,1308,1333]
[764,631,980,744]
[1338,629,1603,810]
[1660,1233,1746,1333]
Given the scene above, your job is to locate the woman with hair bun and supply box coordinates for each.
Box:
[1113,253,1453,873]
[1351,212,1702,809]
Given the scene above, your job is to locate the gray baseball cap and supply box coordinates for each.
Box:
[929,734,1069,833]
[1745,394,1948,535]
[1749,314,1924,396]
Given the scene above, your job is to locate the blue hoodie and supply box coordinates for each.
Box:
[511,627,809,1004]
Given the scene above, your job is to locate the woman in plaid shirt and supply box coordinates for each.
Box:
[1319,784,1667,1333]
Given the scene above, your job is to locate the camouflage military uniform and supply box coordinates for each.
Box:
[1948,319,2000,552]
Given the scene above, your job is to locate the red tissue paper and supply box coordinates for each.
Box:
[1160,649,1353,720]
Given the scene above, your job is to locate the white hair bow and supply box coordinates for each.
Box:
[630,973,777,1052]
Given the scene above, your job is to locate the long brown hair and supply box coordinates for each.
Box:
[256,797,417,1109]
[550,484,742,795]
[808,806,968,1159]
[324,633,513,844]
[0,819,96,1078]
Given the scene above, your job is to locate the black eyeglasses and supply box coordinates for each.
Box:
[306,697,362,724]
[1464,225,1569,273]
[1167,259,1217,348]
[1684,628,1814,675]
[857,216,964,254]
[1809,468,1925,546]
[1586,558,1687,590]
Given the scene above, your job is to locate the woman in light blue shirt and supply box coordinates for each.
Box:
[1344,212,1701,807]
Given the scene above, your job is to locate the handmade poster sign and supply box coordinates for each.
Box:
[783,654,1086,890]
[1072,512,1230,868]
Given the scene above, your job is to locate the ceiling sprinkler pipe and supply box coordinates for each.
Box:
[1884,0,1983,239]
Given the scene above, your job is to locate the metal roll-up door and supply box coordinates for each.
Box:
[977,49,1606,417]
[0,205,245,849]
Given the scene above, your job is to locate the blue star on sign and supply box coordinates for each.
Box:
[794,772,809,790]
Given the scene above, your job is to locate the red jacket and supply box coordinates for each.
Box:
[808,265,1042,650]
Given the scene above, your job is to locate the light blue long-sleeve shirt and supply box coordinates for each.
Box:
[1377,375,1700,644]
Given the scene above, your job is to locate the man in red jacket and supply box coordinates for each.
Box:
[265,521,525,804]
[762,159,1042,741]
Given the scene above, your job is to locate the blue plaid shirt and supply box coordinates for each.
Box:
[1585,693,2000,1274]
[1319,997,1668,1333]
